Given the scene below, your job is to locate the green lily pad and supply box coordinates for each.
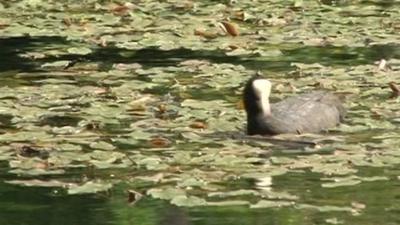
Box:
[41,60,71,69]
[250,200,295,208]
[68,181,113,195]
[170,195,207,207]
[67,47,92,55]
[147,187,186,200]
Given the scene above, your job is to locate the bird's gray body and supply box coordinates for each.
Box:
[243,77,345,135]
[248,91,345,135]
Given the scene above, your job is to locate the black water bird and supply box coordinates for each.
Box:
[243,76,345,135]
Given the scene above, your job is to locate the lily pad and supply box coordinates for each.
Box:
[68,181,113,195]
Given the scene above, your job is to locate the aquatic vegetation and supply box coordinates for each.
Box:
[0,1,400,221]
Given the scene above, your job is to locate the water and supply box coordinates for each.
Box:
[2,1,400,224]
[2,166,400,225]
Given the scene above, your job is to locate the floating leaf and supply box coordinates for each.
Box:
[147,187,186,200]
[68,181,112,195]
[296,204,353,212]
[89,141,116,151]
[6,179,73,188]
[250,200,294,208]
[218,21,239,37]
[67,47,92,55]
[170,195,207,207]
[207,200,250,206]
[41,60,71,69]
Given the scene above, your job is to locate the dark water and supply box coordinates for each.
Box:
[2,166,400,225]
[2,1,400,224]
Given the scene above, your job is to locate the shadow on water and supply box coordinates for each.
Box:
[0,36,244,72]
[1,36,400,73]
[283,44,400,64]
[0,164,110,225]
[320,0,400,8]
[0,186,112,225]
[1,167,400,225]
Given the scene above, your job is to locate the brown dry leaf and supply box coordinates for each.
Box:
[87,37,107,47]
[219,21,240,37]
[35,162,49,169]
[166,166,183,173]
[233,11,245,21]
[389,81,400,98]
[149,137,172,147]
[62,17,72,27]
[93,87,110,95]
[189,121,207,129]
[127,189,143,205]
[274,82,298,93]
[78,19,88,27]
[0,22,9,29]
[227,44,240,50]
[173,1,194,10]
[194,29,218,39]
[110,3,135,16]
[157,104,167,114]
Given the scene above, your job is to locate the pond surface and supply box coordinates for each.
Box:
[1,0,400,225]
[1,166,400,225]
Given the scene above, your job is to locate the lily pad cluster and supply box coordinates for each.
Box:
[2,0,400,55]
[0,0,400,215]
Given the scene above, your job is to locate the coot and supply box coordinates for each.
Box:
[243,76,345,135]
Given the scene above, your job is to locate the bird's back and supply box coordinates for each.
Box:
[258,91,345,134]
